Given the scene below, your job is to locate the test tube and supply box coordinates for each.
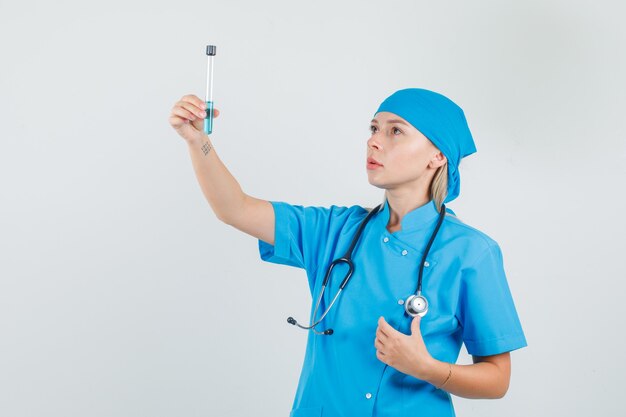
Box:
[204,45,216,135]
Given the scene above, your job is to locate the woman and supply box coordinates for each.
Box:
[169,88,527,417]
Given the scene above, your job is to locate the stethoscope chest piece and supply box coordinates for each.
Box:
[405,293,428,317]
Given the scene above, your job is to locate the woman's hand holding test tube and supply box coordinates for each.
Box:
[169,94,220,145]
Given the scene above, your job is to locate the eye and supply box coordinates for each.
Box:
[369,125,378,133]
[392,127,402,135]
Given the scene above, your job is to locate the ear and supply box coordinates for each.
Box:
[429,151,447,169]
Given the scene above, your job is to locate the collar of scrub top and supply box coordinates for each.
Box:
[377,197,444,232]
[287,199,447,335]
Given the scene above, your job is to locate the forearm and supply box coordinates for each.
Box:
[186,135,246,223]
[422,358,509,399]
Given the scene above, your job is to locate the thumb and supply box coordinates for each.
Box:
[410,315,422,337]
[191,108,220,132]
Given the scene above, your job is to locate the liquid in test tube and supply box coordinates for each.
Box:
[204,45,216,135]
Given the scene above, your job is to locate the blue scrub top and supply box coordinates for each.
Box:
[258,198,527,417]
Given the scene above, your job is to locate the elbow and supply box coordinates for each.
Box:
[216,211,231,225]
[219,214,239,228]
[217,194,248,226]
[215,205,240,225]
[491,379,510,399]
[493,387,508,399]
[473,353,511,400]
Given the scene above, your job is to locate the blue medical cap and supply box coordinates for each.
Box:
[373,88,477,203]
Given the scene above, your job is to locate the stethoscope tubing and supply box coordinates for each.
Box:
[288,202,446,335]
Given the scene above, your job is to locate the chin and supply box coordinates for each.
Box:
[366,178,386,190]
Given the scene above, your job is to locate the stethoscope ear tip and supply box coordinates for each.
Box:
[287,317,296,325]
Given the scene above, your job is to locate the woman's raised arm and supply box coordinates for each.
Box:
[169,94,275,245]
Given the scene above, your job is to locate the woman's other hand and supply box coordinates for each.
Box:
[374,315,436,380]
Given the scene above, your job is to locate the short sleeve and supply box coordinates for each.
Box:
[258,201,355,274]
[457,243,528,356]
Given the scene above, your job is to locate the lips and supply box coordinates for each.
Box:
[367,157,383,166]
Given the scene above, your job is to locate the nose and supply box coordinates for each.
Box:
[367,134,382,151]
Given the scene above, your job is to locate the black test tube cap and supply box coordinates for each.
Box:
[206,45,217,56]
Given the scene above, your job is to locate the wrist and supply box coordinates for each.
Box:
[186,134,210,148]
[423,358,450,388]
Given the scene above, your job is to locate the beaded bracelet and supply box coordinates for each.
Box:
[436,363,452,390]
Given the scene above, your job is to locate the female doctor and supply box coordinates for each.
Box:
[169,88,527,417]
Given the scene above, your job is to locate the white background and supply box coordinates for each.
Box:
[1,0,625,416]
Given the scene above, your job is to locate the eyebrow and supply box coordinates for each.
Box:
[371,118,410,127]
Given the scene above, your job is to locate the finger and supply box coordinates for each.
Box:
[376,328,389,342]
[205,107,220,118]
[178,98,206,117]
[169,114,190,127]
[410,315,422,336]
[176,101,206,119]
[172,106,200,122]
[376,350,387,362]
[374,337,385,350]
[378,316,395,335]
[377,325,390,339]
[181,94,206,109]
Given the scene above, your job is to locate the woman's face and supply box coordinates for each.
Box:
[366,111,446,191]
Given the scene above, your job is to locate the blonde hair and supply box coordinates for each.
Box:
[430,162,448,212]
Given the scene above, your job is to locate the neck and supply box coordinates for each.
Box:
[384,189,432,232]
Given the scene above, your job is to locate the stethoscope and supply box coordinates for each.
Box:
[287,201,447,335]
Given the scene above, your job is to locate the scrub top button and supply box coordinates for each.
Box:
[383,237,389,243]
[401,249,408,256]
[365,393,372,399]
[424,261,430,267]
[398,299,404,305]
